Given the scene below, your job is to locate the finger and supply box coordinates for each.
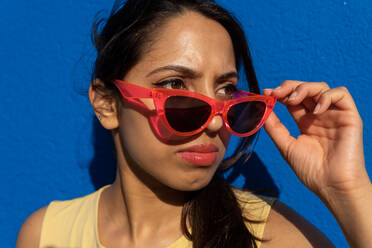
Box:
[264,111,296,156]
[284,97,318,122]
[269,95,316,124]
[285,82,330,106]
[313,86,358,114]
[302,98,317,113]
[264,87,310,128]
[263,88,305,126]
[271,80,328,100]
[270,80,303,99]
[264,86,312,131]
[286,104,308,121]
[262,88,273,96]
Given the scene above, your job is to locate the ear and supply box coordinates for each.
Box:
[89,79,120,130]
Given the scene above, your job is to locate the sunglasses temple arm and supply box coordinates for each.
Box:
[114,81,153,99]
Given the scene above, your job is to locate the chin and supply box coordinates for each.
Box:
[169,173,214,192]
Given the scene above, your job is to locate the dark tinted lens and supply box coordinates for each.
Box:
[165,96,211,132]
[227,101,266,134]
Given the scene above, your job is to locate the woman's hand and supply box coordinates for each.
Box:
[263,80,372,247]
[263,80,369,201]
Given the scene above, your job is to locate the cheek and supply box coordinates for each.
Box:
[117,106,227,191]
[119,107,168,164]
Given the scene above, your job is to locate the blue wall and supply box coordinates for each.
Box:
[2,0,371,247]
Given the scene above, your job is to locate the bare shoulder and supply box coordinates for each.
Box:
[261,201,335,248]
[16,206,48,248]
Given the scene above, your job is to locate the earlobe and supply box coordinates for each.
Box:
[89,79,120,130]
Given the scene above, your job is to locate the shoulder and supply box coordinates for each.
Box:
[261,200,335,248]
[16,206,47,248]
[16,188,103,248]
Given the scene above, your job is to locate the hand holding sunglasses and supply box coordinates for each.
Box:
[114,80,277,137]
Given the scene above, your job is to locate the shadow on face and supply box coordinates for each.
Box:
[88,11,276,194]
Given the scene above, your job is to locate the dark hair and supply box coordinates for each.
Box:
[92,0,261,247]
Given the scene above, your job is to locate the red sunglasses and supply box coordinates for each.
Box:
[113,80,276,137]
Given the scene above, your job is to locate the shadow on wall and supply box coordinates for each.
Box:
[224,152,280,197]
[89,118,117,190]
[89,119,279,197]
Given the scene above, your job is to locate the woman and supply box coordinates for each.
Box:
[16,0,371,247]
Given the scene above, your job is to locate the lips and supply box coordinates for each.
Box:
[178,144,219,153]
[177,144,219,166]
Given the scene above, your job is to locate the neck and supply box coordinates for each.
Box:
[101,134,191,243]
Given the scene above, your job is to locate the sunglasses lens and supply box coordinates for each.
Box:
[165,96,211,132]
[227,101,266,134]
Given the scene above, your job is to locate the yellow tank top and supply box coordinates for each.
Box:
[39,185,276,248]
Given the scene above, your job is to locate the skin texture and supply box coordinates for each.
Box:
[262,201,334,247]
[93,12,236,248]
[262,81,372,247]
[16,11,371,248]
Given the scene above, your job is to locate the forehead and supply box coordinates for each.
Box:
[140,11,236,70]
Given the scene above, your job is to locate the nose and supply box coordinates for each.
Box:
[196,84,225,134]
[205,115,224,133]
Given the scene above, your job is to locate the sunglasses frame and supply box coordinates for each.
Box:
[113,79,277,137]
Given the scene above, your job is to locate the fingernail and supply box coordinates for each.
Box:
[263,88,273,95]
[313,103,321,114]
[289,91,297,101]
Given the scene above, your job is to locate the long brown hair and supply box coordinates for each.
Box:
[92,0,261,247]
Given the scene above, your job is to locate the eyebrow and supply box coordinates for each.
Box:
[146,65,202,78]
[215,71,239,84]
[146,65,238,83]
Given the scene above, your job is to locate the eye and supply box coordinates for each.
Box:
[153,78,186,90]
[216,84,238,99]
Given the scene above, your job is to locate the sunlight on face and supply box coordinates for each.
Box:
[117,11,237,191]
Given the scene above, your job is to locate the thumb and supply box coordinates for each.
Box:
[264,111,295,157]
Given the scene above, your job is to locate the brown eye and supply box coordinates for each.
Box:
[217,84,238,99]
[153,79,186,90]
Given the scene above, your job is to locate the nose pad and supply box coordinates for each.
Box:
[205,115,224,133]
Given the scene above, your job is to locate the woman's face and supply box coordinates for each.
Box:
[117,11,237,191]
